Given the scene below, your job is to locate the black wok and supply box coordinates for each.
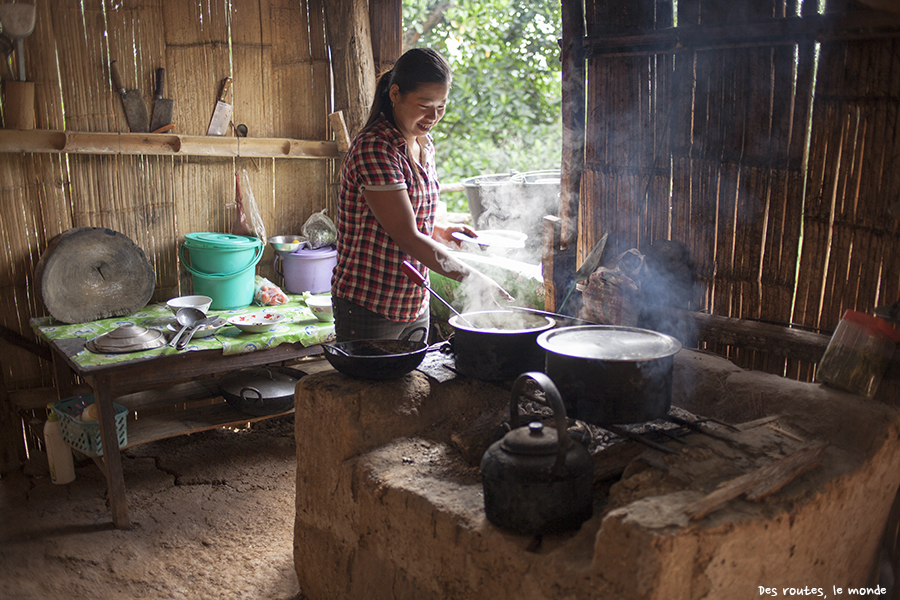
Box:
[322,328,429,380]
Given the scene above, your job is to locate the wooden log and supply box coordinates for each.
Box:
[560,0,585,246]
[34,227,156,324]
[684,444,826,520]
[323,0,375,139]
[328,111,351,153]
[542,215,576,312]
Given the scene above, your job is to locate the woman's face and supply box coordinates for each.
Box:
[389,82,449,142]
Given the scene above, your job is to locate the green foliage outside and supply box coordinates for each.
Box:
[402,0,563,214]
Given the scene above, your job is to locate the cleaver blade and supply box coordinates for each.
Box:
[149,68,174,133]
[207,77,233,136]
[110,60,149,133]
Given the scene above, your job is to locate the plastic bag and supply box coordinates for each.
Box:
[254,276,289,306]
[232,169,267,244]
[301,209,337,249]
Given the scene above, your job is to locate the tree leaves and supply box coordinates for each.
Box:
[403,0,563,212]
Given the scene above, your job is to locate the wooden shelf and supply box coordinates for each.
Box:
[124,399,294,448]
[0,129,341,159]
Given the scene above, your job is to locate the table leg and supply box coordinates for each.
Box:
[52,353,75,400]
[93,373,130,529]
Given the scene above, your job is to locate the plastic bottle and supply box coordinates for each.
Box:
[44,404,75,484]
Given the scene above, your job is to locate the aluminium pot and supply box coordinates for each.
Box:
[449,310,555,381]
[322,327,429,380]
[536,325,682,425]
[217,366,307,416]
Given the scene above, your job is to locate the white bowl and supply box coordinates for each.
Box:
[305,295,334,322]
[227,312,285,333]
[166,295,213,314]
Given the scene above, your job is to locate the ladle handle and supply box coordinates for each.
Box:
[168,325,188,348]
[400,260,469,324]
[401,260,427,287]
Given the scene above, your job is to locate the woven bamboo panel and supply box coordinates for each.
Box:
[582,0,900,377]
[0,0,334,398]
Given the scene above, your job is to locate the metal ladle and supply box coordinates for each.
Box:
[168,307,205,348]
[400,260,474,327]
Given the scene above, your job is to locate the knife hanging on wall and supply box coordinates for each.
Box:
[207,76,233,136]
[110,60,149,133]
[149,68,174,133]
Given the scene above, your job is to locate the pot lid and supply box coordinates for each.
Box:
[218,367,303,400]
[537,325,682,361]
[501,421,560,455]
[183,232,263,250]
[86,325,165,353]
[286,245,337,258]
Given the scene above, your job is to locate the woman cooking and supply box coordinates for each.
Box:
[331,47,513,341]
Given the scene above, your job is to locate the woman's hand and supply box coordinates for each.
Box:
[433,222,476,247]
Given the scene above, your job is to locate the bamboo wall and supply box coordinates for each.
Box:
[581,0,900,377]
[0,0,334,393]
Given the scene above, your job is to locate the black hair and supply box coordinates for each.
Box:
[362,48,452,131]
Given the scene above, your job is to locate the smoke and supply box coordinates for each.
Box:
[465,171,560,263]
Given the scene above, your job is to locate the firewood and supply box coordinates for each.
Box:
[683,444,826,520]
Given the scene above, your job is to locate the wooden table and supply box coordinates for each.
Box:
[32,303,332,528]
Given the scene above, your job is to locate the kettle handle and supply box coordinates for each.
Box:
[509,372,573,455]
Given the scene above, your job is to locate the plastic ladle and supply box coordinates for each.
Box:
[400,260,473,327]
[168,307,205,348]
[0,3,36,82]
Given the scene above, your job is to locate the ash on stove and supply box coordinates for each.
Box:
[516,394,713,456]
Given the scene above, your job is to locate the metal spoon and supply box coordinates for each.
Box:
[168,307,205,348]
[176,315,220,350]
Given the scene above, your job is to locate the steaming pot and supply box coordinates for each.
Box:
[448,310,555,381]
[536,325,682,425]
[480,372,593,535]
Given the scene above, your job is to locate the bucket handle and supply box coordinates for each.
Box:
[180,242,263,279]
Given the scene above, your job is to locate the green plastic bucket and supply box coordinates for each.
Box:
[182,233,263,274]
[180,234,264,310]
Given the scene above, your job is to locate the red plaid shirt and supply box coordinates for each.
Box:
[332,114,438,321]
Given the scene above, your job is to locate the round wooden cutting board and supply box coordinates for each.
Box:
[35,227,156,324]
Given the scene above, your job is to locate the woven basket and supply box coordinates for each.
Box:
[53,394,128,457]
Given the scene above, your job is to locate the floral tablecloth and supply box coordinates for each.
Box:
[31,295,335,369]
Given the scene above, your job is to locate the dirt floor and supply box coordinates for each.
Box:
[0,414,306,600]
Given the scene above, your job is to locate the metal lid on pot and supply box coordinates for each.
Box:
[86,325,166,353]
[537,325,682,361]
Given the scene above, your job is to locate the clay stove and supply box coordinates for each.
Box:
[293,349,900,600]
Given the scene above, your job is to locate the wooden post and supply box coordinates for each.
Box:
[323,0,376,138]
[369,0,402,73]
[542,215,577,312]
[559,0,586,246]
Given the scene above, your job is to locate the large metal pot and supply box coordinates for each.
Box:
[322,328,429,380]
[480,372,593,534]
[536,325,682,425]
[449,310,555,381]
[217,366,307,416]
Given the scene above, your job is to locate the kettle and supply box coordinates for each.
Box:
[480,372,593,535]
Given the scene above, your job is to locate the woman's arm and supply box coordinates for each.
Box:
[363,188,513,302]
